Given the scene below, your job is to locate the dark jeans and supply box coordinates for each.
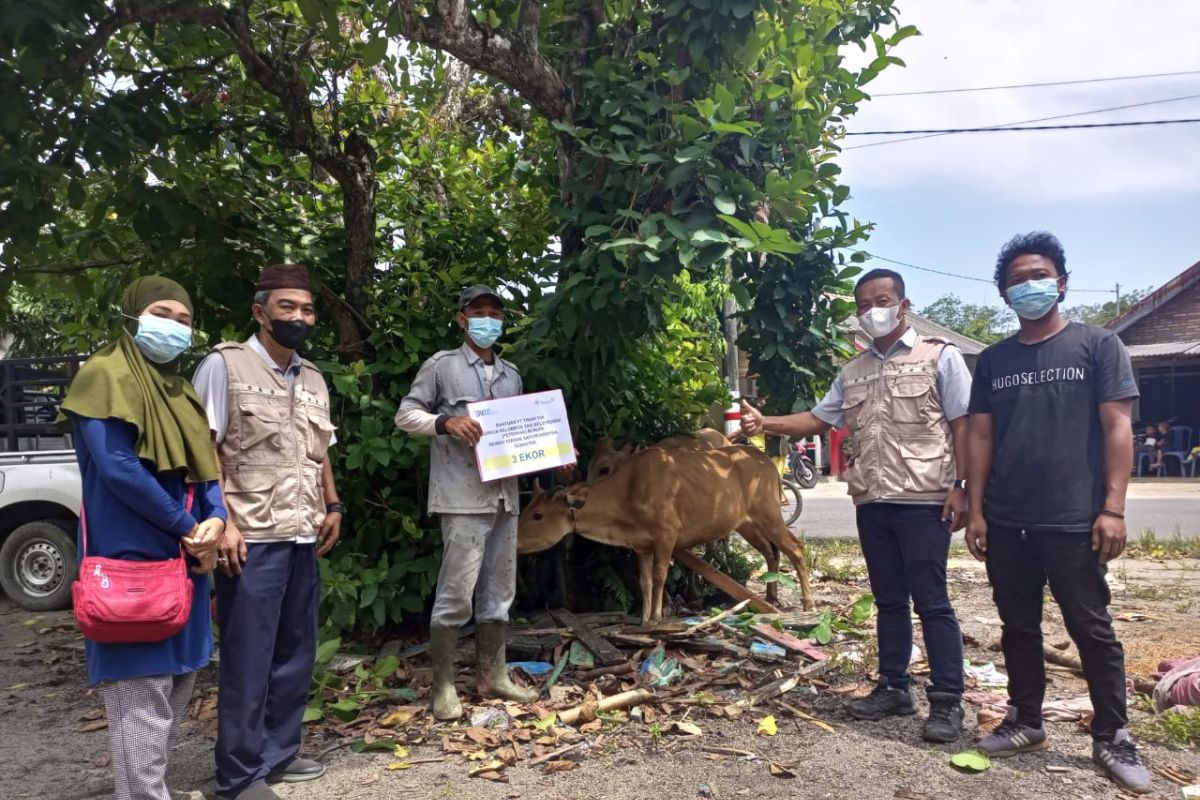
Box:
[986,526,1127,740]
[215,542,319,795]
[857,503,964,697]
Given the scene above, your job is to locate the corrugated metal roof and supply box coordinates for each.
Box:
[1125,340,1200,359]
[1107,259,1200,334]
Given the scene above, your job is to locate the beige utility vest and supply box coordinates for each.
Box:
[214,342,334,540]
[840,336,955,505]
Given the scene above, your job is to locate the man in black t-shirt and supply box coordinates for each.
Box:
[965,232,1150,794]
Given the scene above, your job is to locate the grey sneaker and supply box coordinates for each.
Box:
[1093,730,1152,794]
[978,708,1047,757]
[847,679,917,721]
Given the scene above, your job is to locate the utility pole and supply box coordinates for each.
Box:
[1115,282,1122,315]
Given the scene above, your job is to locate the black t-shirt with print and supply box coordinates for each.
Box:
[968,322,1138,532]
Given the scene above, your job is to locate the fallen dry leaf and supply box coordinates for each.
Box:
[579,720,603,734]
[894,788,929,800]
[757,716,777,736]
[542,760,577,773]
[465,750,491,761]
[468,760,506,778]
[975,707,1006,731]
[380,706,422,727]
[667,721,703,737]
[79,708,104,721]
[768,762,796,779]
[385,761,414,771]
[79,720,108,733]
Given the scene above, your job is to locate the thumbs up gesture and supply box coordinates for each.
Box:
[740,400,764,436]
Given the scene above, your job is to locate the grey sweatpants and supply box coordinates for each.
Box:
[430,507,518,627]
[100,672,196,800]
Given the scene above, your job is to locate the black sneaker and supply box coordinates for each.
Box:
[847,679,916,721]
[922,692,964,743]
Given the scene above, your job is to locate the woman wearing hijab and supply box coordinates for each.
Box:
[61,276,227,800]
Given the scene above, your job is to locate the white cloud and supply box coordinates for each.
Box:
[837,0,1200,201]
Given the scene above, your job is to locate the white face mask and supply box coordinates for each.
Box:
[858,304,902,339]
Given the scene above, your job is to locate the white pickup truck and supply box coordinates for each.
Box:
[0,355,85,610]
[0,451,80,610]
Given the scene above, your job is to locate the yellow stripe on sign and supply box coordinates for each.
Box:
[482,441,573,472]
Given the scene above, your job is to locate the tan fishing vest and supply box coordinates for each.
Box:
[839,336,955,505]
[214,342,334,540]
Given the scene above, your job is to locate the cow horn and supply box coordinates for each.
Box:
[532,479,544,500]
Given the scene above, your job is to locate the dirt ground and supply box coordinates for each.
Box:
[2,546,1198,800]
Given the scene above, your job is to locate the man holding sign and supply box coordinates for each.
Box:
[395,285,539,720]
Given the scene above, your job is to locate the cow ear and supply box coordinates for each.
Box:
[618,441,634,455]
[634,443,647,454]
[565,484,589,509]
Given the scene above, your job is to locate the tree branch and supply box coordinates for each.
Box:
[393,0,569,121]
[11,255,144,275]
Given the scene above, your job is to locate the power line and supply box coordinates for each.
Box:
[851,250,1115,293]
[846,117,1200,136]
[872,69,1200,97]
[843,92,1200,149]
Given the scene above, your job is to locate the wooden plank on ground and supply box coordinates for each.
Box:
[673,550,781,614]
[751,624,827,661]
[548,608,626,666]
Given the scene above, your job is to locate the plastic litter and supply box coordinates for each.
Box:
[509,661,555,676]
[963,659,1008,688]
[750,641,787,661]
[469,706,512,729]
[640,645,683,687]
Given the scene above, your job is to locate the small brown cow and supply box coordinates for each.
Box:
[586,428,730,483]
[519,446,812,622]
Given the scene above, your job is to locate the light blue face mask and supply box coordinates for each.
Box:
[1006,278,1061,320]
[128,314,193,364]
[466,317,503,349]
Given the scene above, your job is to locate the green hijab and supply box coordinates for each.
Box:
[60,276,219,483]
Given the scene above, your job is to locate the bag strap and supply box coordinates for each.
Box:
[80,484,197,557]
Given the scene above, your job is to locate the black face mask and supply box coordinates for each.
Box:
[268,318,314,350]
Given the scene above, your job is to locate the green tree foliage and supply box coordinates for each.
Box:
[1064,288,1150,327]
[1,0,909,633]
[920,294,1012,345]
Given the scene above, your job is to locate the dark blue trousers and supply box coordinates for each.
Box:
[215,542,319,795]
[857,503,964,697]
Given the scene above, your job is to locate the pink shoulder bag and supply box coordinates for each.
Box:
[72,485,196,644]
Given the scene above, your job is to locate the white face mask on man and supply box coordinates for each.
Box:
[858,304,902,339]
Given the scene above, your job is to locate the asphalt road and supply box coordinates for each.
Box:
[795,495,1200,539]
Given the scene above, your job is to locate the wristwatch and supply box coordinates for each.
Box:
[326,502,348,516]
[953,479,967,490]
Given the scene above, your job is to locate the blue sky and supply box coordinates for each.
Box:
[835,0,1200,317]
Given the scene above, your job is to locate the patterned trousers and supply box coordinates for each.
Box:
[100,672,196,800]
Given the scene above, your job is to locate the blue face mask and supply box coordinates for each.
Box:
[466,317,503,349]
[129,314,193,364]
[1006,278,1061,320]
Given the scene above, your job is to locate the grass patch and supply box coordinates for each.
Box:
[804,538,867,582]
[1125,528,1200,559]
[1133,707,1200,749]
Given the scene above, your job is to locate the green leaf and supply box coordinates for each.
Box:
[710,122,753,135]
[374,654,400,679]
[674,146,704,163]
[759,572,797,589]
[950,749,991,773]
[718,214,759,241]
[302,705,324,724]
[713,194,736,215]
[690,228,728,245]
[295,0,323,27]
[315,637,341,666]
[362,38,388,67]
[847,593,875,626]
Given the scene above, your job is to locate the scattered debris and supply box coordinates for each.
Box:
[964,660,1008,688]
[768,761,796,778]
[756,715,778,736]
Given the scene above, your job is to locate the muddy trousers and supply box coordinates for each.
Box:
[214,543,319,796]
[100,672,196,800]
[430,509,518,628]
[986,527,1127,740]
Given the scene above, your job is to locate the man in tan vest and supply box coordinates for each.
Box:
[741,268,971,744]
[193,264,343,800]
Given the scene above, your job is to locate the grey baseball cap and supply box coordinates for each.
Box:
[458,284,504,309]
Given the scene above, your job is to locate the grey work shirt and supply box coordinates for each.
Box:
[810,326,973,428]
[395,344,522,516]
[192,335,336,544]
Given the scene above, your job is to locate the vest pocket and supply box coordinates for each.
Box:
[223,468,279,530]
[893,437,946,494]
[841,386,869,430]
[236,402,288,450]
[887,376,936,425]
[306,410,335,462]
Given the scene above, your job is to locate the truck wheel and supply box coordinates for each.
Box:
[0,521,78,611]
